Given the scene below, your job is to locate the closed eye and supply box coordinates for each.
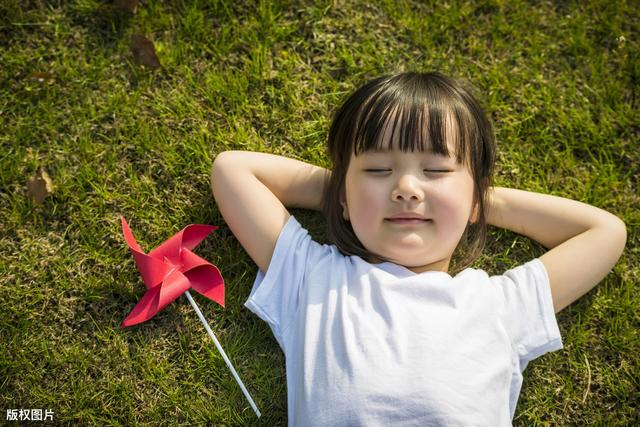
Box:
[365,169,391,173]
[424,169,452,173]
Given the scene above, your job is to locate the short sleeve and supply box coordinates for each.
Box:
[244,215,319,350]
[491,259,563,371]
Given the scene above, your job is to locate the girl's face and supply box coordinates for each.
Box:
[341,139,477,273]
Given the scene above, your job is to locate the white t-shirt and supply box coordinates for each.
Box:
[245,216,563,426]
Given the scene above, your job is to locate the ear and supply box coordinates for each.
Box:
[339,189,350,221]
[469,181,488,224]
[469,200,480,224]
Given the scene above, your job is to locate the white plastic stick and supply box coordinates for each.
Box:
[184,290,261,418]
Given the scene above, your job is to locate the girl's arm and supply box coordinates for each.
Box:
[487,187,627,313]
[210,151,329,273]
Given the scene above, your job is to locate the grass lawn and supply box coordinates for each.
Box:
[1,0,638,425]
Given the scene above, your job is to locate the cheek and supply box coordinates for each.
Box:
[346,179,386,236]
[432,179,475,220]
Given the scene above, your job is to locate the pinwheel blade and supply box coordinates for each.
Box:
[180,247,219,271]
[157,270,192,308]
[121,271,191,328]
[121,286,161,327]
[121,217,169,289]
[149,224,217,263]
[181,224,218,250]
[185,265,225,307]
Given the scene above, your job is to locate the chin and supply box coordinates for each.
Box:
[387,255,430,267]
[388,250,449,267]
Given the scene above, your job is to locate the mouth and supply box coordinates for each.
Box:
[384,218,432,225]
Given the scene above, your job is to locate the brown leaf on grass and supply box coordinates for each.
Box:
[131,34,161,69]
[27,168,54,204]
[115,0,138,14]
[27,71,55,85]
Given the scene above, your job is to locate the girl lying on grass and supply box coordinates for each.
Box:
[210,71,626,425]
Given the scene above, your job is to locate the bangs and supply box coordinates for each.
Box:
[352,84,473,166]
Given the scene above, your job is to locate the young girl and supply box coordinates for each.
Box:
[210,72,626,425]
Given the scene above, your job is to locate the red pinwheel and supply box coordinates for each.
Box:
[119,216,260,417]
[120,216,225,327]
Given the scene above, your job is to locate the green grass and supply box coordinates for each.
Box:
[1,0,638,425]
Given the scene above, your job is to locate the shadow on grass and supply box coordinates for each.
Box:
[68,3,134,53]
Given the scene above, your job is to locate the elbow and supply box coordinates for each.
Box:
[210,151,236,190]
[211,150,234,172]
[211,150,247,175]
[599,213,627,261]
[610,215,627,257]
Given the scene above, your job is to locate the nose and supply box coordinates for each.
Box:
[391,173,425,203]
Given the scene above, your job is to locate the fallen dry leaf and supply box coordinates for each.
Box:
[27,168,54,204]
[27,71,55,85]
[131,34,161,69]
[115,0,138,14]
